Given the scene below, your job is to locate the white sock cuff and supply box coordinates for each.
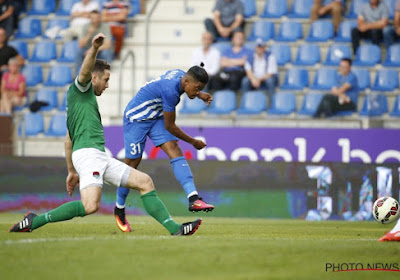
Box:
[187,191,198,198]
[116,203,125,209]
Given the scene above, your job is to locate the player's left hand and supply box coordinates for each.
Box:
[92,33,105,49]
[192,139,207,150]
[199,92,213,105]
[66,172,79,196]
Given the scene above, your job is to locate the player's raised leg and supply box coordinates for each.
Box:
[379,218,400,241]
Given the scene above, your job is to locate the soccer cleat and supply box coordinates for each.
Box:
[172,219,202,236]
[378,231,400,242]
[114,207,132,232]
[189,198,215,212]
[9,212,37,232]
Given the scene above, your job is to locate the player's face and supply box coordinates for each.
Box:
[93,70,110,96]
[185,80,205,99]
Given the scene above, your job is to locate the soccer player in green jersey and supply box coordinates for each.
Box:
[9,33,202,236]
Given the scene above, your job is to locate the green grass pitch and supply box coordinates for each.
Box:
[0,213,399,280]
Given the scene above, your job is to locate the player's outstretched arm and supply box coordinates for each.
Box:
[65,131,79,196]
[78,33,105,85]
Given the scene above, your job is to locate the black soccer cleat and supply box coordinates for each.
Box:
[9,212,37,232]
[172,218,202,236]
[114,206,132,232]
[188,198,215,213]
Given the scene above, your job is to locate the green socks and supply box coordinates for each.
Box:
[31,201,86,230]
[141,190,181,234]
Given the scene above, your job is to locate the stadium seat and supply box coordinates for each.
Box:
[241,0,256,18]
[293,44,321,66]
[45,113,68,136]
[346,0,369,18]
[19,113,44,136]
[22,64,43,87]
[34,89,59,111]
[383,44,400,67]
[237,91,267,115]
[359,94,388,116]
[335,21,358,42]
[274,21,303,42]
[298,93,324,116]
[56,0,79,16]
[59,92,68,111]
[310,68,339,90]
[247,21,274,41]
[29,41,57,63]
[306,20,334,42]
[280,68,309,90]
[324,44,352,66]
[44,65,73,87]
[58,41,79,63]
[43,19,70,39]
[267,92,296,115]
[270,43,291,66]
[14,18,42,39]
[383,0,396,19]
[352,68,370,90]
[207,90,236,114]
[212,41,231,53]
[260,0,287,18]
[353,44,381,66]
[287,0,313,18]
[180,95,207,114]
[129,0,142,17]
[28,0,56,15]
[389,95,400,117]
[371,69,399,91]
[8,40,28,59]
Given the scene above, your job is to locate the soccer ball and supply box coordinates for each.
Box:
[372,197,400,224]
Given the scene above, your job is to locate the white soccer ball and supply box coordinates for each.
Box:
[372,197,400,224]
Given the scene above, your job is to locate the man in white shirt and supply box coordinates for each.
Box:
[191,32,220,90]
[241,38,278,107]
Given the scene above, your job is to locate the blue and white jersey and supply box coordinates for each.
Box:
[124,69,185,122]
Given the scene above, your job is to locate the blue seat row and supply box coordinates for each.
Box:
[18,112,67,137]
[21,64,73,87]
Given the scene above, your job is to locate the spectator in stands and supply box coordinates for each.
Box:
[0,57,26,113]
[204,0,244,42]
[0,27,24,79]
[101,0,129,59]
[383,0,400,48]
[310,0,343,33]
[191,32,220,90]
[0,0,14,37]
[314,58,358,118]
[12,0,26,29]
[209,31,250,91]
[351,0,389,55]
[60,0,100,40]
[75,10,113,72]
[241,38,278,107]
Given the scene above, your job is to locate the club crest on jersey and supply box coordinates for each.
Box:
[93,171,100,179]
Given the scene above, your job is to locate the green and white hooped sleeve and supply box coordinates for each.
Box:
[74,76,92,93]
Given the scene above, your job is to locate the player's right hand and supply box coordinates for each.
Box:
[66,172,79,196]
[92,33,105,49]
[192,139,207,150]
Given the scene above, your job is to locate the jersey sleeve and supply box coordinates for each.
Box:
[74,76,92,93]
[161,84,180,112]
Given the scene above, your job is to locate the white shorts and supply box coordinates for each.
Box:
[72,148,131,190]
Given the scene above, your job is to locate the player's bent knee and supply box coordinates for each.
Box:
[139,173,155,193]
[125,168,155,193]
[83,201,100,215]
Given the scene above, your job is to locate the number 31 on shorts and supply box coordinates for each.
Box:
[130,143,142,156]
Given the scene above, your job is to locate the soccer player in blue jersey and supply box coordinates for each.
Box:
[114,65,215,232]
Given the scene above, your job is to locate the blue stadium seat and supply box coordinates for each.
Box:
[59,92,68,111]
[267,92,296,115]
[389,95,400,117]
[207,90,236,114]
[359,94,388,116]
[14,18,42,39]
[22,64,43,87]
[44,19,70,39]
[34,89,59,111]
[57,0,79,16]
[180,95,207,114]
[383,0,396,19]
[371,69,399,91]
[352,68,370,90]
[247,21,274,41]
[310,68,339,90]
[212,42,231,53]
[129,0,141,17]
[335,20,358,42]
[280,68,309,90]
[30,41,57,63]
[58,41,79,63]
[274,21,303,42]
[19,113,44,136]
[260,0,287,18]
[293,44,320,66]
[287,0,313,18]
[346,0,369,18]
[324,44,352,66]
[241,0,256,18]
[298,93,324,116]
[45,113,68,136]
[8,40,28,59]
[28,0,56,15]
[383,44,400,67]
[270,43,291,66]
[353,44,381,66]
[237,91,267,115]
[44,65,73,87]
[306,20,334,42]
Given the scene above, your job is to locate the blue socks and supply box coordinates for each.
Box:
[116,187,130,208]
[170,156,198,197]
